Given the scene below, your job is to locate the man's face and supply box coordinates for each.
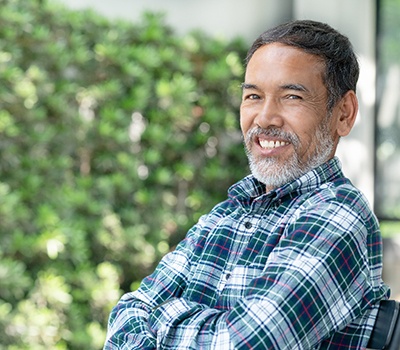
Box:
[240,43,339,191]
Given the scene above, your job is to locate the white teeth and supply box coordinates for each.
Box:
[259,140,288,149]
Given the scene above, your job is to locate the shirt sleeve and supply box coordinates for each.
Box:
[106,198,378,349]
[103,215,209,349]
[103,298,157,350]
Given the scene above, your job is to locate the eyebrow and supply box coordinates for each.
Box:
[241,83,258,90]
[241,82,310,93]
[281,83,309,92]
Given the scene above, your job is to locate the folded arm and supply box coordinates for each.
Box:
[105,201,379,349]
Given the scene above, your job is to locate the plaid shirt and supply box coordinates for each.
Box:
[104,157,389,349]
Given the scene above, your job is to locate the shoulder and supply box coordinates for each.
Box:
[289,179,379,239]
[307,179,374,220]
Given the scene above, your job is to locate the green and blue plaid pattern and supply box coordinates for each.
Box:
[104,157,389,349]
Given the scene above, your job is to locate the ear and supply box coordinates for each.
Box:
[335,90,358,137]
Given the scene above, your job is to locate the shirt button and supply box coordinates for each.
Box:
[244,221,252,229]
[225,273,231,281]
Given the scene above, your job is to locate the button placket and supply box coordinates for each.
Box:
[217,271,232,292]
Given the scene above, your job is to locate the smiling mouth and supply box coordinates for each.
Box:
[259,139,290,149]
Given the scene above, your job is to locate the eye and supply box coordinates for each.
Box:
[244,93,260,100]
[286,94,302,100]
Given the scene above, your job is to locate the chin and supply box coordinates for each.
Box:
[249,157,300,188]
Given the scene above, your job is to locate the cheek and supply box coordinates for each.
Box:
[291,122,318,152]
[296,124,327,159]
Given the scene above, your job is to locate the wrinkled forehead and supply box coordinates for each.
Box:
[246,43,326,77]
[248,43,329,92]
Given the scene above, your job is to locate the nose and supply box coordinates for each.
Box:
[254,96,284,129]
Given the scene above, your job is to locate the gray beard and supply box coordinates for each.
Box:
[244,121,335,189]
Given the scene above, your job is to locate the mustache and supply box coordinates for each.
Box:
[244,127,299,146]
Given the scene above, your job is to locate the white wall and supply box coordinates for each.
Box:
[54,0,293,43]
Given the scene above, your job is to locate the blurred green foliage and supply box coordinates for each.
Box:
[379,0,400,70]
[0,0,248,347]
[381,221,400,238]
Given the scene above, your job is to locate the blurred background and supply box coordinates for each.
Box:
[0,0,399,348]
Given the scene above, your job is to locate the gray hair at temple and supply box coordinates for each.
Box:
[246,20,360,112]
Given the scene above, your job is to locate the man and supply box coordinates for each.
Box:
[104,20,389,349]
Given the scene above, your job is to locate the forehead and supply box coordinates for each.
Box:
[245,43,326,88]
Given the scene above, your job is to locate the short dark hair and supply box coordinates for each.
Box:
[246,20,359,111]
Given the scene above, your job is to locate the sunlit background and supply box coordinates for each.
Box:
[0,0,399,348]
[56,0,400,219]
[56,0,400,300]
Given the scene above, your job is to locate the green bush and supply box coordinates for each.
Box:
[0,0,248,348]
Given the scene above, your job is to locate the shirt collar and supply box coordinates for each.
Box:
[228,157,345,205]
